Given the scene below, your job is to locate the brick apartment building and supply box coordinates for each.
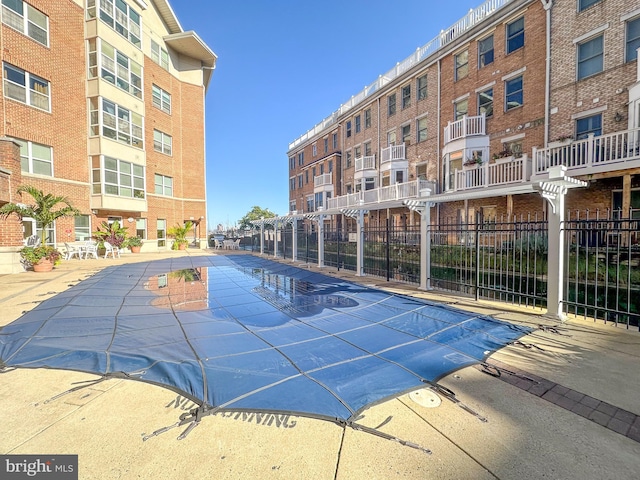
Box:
[287,0,640,230]
[0,0,216,273]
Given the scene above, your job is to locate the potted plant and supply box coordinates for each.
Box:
[168,221,193,250]
[93,220,127,254]
[0,185,79,272]
[124,236,143,253]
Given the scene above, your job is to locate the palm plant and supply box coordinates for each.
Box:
[168,221,193,250]
[93,220,128,248]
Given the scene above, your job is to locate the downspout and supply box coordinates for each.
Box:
[542,0,553,146]
[436,58,442,223]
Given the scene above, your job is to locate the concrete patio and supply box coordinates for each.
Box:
[1,249,638,479]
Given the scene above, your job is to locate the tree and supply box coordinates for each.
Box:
[0,185,80,247]
[238,206,277,230]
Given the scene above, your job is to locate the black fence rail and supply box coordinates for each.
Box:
[363,221,421,284]
[297,224,318,264]
[564,209,640,328]
[323,227,357,271]
[431,214,548,309]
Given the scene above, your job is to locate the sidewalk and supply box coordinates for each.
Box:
[1,250,639,479]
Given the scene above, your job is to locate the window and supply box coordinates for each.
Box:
[346,121,352,138]
[354,146,361,159]
[626,17,640,63]
[416,163,427,180]
[90,97,144,148]
[290,201,296,213]
[364,177,375,191]
[578,0,602,12]
[314,192,323,209]
[576,113,602,139]
[387,130,396,146]
[388,93,396,116]
[298,152,304,166]
[2,63,50,111]
[153,130,172,155]
[332,133,337,149]
[312,143,317,156]
[298,174,303,188]
[320,164,324,175]
[478,35,494,68]
[577,35,603,80]
[88,0,141,48]
[506,17,524,54]
[346,151,352,168]
[157,219,166,247]
[152,85,171,113]
[74,215,91,242]
[93,156,145,199]
[88,39,142,98]
[289,177,295,191]
[505,76,523,111]
[417,118,427,143]
[355,115,361,133]
[306,196,314,213]
[305,170,308,184]
[289,156,295,170]
[324,138,328,153]
[417,75,427,100]
[402,85,411,108]
[455,50,468,80]
[329,160,333,173]
[478,88,493,117]
[364,142,372,157]
[136,218,147,239]
[17,139,52,176]
[151,39,169,70]
[402,125,411,145]
[365,108,371,128]
[1,0,48,46]
[454,99,468,120]
[154,174,173,196]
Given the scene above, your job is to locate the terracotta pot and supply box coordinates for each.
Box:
[32,258,54,272]
[178,243,186,250]
[130,246,141,253]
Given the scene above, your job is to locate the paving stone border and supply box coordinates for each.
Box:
[476,360,640,443]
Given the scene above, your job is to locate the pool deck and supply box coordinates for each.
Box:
[1,249,639,479]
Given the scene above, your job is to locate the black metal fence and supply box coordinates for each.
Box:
[564,209,640,328]
[323,227,357,271]
[297,223,318,264]
[363,221,421,283]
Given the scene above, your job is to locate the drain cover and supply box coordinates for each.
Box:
[409,388,442,408]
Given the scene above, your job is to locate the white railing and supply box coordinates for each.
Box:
[381,144,406,164]
[444,114,486,143]
[289,0,514,151]
[355,155,376,171]
[326,179,433,210]
[314,172,333,188]
[532,128,640,175]
[454,155,530,191]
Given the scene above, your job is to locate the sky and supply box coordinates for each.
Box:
[170,0,483,230]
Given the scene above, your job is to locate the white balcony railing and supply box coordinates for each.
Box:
[532,128,640,175]
[454,155,531,191]
[444,114,486,143]
[326,179,432,210]
[381,144,406,164]
[355,155,376,171]
[314,172,333,188]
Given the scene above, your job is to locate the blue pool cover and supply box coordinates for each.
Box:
[0,255,530,423]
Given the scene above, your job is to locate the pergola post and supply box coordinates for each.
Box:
[273,216,279,258]
[356,210,364,276]
[259,217,264,255]
[292,217,298,262]
[317,214,325,268]
[405,199,432,291]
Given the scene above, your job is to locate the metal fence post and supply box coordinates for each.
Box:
[475,211,480,301]
[386,218,391,281]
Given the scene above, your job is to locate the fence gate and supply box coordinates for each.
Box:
[564,209,640,329]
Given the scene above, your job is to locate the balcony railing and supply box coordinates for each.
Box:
[326,179,432,210]
[355,155,376,171]
[454,155,531,191]
[314,172,333,188]
[532,128,640,175]
[444,114,486,143]
[381,144,406,164]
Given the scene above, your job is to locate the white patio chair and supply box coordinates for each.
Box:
[64,242,82,260]
[83,241,99,259]
[103,241,121,259]
[213,239,223,249]
[233,239,241,250]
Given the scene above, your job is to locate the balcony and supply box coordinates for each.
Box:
[453,155,531,191]
[532,128,640,177]
[326,179,433,210]
[381,144,406,165]
[355,155,376,180]
[314,172,333,193]
[444,114,486,143]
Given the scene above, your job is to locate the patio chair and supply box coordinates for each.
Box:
[64,242,82,260]
[83,241,99,259]
[103,241,121,259]
[24,235,39,247]
[233,239,241,250]
[213,239,223,249]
